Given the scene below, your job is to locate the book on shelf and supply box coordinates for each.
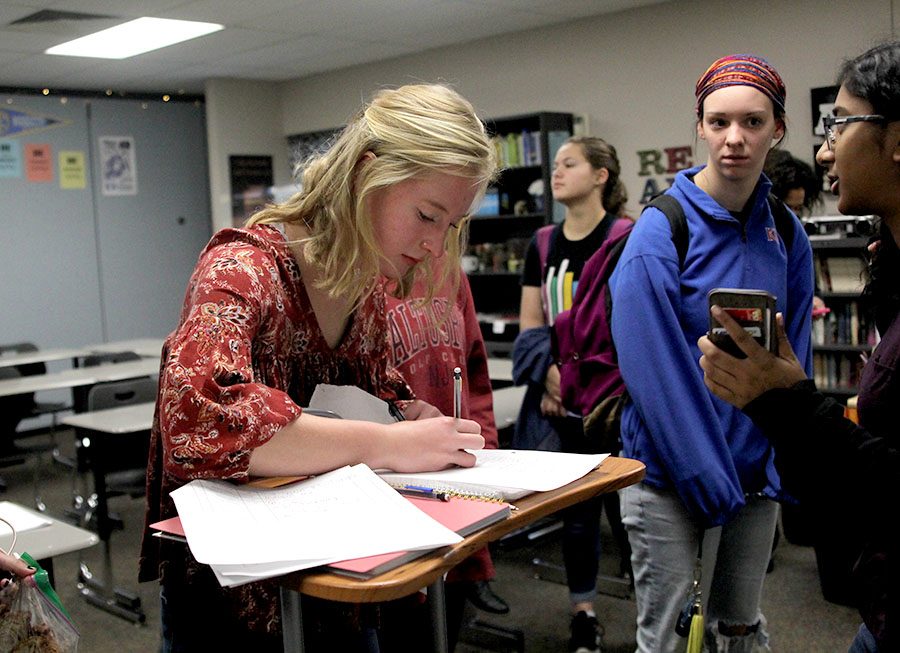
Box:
[813,351,866,391]
[376,449,609,502]
[491,131,542,168]
[326,495,510,579]
[818,256,866,293]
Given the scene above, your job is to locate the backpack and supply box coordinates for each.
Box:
[544,192,794,454]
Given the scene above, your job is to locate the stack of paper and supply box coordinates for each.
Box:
[169,465,462,587]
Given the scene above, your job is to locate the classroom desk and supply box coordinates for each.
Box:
[0,347,86,369]
[61,402,155,434]
[486,357,513,383]
[278,455,645,653]
[88,338,164,359]
[0,358,159,398]
[491,385,526,430]
[60,401,155,623]
[0,501,99,585]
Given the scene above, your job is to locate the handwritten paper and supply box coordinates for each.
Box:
[378,449,609,499]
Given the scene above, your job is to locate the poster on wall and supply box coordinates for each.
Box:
[99,135,138,196]
[0,139,22,178]
[59,150,86,190]
[810,86,839,137]
[810,86,839,193]
[230,155,273,227]
[25,143,53,182]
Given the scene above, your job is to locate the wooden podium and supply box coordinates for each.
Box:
[279,455,645,652]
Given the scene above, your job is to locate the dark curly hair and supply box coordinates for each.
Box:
[764,150,821,214]
[864,221,900,334]
[837,40,900,121]
[842,41,900,329]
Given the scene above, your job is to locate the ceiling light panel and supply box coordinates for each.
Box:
[45,17,223,59]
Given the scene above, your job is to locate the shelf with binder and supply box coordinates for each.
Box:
[467,112,573,349]
[811,233,874,400]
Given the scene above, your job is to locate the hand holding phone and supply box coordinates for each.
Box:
[707,288,777,359]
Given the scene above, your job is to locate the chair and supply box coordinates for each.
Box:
[58,351,143,515]
[72,351,143,413]
[0,365,59,507]
[0,341,72,426]
[74,375,156,624]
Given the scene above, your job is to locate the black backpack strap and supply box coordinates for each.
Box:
[766,192,795,252]
[643,194,690,269]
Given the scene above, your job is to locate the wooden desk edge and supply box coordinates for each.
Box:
[280,456,645,603]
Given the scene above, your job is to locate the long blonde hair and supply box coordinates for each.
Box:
[248,84,498,306]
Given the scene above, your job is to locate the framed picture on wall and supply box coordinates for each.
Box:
[810,85,839,137]
[229,155,273,227]
[288,127,339,171]
[813,145,830,195]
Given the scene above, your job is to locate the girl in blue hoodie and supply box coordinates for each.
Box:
[610,55,813,652]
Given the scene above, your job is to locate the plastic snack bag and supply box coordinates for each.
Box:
[0,554,79,653]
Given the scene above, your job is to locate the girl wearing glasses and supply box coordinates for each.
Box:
[699,40,900,652]
[610,54,813,651]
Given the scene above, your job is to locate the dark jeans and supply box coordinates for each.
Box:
[554,414,631,603]
[848,623,879,653]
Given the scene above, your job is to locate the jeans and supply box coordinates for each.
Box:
[562,494,604,603]
[554,414,610,605]
[620,483,777,653]
[848,623,879,653]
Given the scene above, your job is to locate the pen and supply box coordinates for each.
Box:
[387,401,405,422]
[453,366,462,420]
[396,485,451,502]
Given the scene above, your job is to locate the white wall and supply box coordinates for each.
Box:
[205,78,293,230]
[204,0,894,223]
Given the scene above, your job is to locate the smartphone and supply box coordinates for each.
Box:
[707,288,777,358]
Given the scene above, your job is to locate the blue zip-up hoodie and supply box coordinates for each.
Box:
[610,165,814,527]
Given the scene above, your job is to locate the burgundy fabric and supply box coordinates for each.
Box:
[553,218,633,415]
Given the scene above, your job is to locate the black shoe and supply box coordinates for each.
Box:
[569,611,602,653]
[466,580,509,614]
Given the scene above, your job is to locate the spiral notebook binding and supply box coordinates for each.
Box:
[443,488,505,503]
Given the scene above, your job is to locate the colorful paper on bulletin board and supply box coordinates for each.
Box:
[99,135,138,196]
[25,143,53,182]
[59,150,86,189]
[0,139,22,178]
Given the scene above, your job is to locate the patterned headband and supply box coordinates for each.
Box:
[695,54,786,116]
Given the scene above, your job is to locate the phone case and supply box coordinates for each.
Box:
[707,288,777,358]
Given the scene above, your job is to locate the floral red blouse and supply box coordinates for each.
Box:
[139,225,412,636]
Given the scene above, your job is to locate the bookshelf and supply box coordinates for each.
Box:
[466,112,574,354]
[810,234,874,401]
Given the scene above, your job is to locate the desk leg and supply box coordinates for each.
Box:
[427,576,449,653]
[280,586,305,653]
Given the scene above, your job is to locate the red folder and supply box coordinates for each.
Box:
[327,495,510,579]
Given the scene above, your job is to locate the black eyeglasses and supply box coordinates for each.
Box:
[822,114,886,150]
